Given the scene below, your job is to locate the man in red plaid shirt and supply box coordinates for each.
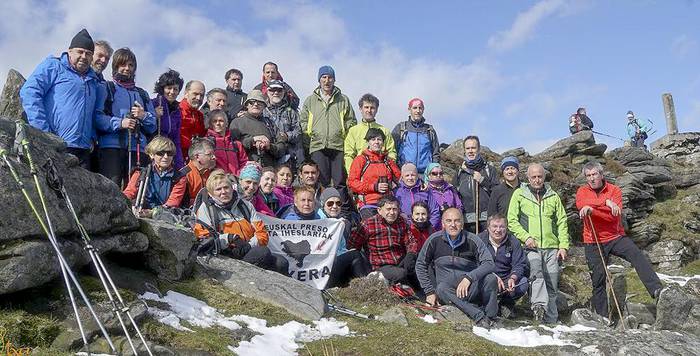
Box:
[349,195,418,286]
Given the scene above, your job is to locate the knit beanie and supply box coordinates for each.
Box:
[318,65,335,81]
[69,29,94,51]
[364,127,385,141]
[425,162,441,176]
[319,187,341,205]
[500,156,520,171]
[239,162,262,181]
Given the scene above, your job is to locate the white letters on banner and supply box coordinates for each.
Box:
[259,214,343,290]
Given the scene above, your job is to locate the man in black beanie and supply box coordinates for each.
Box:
[20,29,102,169]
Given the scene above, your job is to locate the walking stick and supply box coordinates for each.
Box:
[587,215,625,330]
[474,180,480,234]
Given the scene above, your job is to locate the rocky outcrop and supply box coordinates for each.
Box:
[532,131,606,161]
[646,239,692,271]
[196,256,326,320]
[140,219,195,280]
[0,69,26,121]
[655,284,696,332]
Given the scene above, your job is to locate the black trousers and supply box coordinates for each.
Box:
[326,250,370,288]
[585,235,662,317]
[233,245,289,276]
[311,149,349,203]
[66,147,91,170]
[98,148,149,188]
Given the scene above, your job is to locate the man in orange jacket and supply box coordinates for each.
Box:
[576,161,662,318]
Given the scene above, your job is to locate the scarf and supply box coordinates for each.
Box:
[464,154,486,171]
[113,72,135,89]
[412,219,430,230]
[293,205,317,220]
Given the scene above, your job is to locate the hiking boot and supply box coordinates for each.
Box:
[499,303,516,319]
[475,317,495,329]
[532,305,546,322]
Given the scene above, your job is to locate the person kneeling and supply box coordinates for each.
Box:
[348,196,418,287]
[478,214,528,319]
[123,136,187,218]
[416,208,499,328]
[193,169,288,274]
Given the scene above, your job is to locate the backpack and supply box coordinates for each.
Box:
[398,121,437,146]
[192,188,252,233]
[360,153,397,183]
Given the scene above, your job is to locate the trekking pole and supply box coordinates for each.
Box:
[0,148,116,354]
[134,165,152,217]
[586,215,625,330]
[44,159,153,356]
[474,181,480,235]
[591,130,626,142]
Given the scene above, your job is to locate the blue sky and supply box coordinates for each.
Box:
[1,0,698,154]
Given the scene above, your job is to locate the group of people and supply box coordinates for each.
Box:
[20,29,665,328]
[568,107,653,148]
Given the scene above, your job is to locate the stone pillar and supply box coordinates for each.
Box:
[662,93,678,135]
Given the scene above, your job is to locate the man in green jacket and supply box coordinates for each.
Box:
[343,93,396,172]
[507,163,569,323]
[300,66,356,203]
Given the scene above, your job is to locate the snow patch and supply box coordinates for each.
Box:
[140,291,350,356]
[657,273,700,286]
[472,324,595,347]
[420,315,438,324]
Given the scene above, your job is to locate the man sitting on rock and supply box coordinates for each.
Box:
[478,214,528,319]
[193,169,288,274]
[416,208,498,328]
[576,161,662,318]
[508,163,569,323]
[348,195,418,287]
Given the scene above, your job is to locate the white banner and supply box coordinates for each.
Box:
[259,214,343,290]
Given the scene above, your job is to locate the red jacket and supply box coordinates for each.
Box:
[410,224,433,252]
[349,214,417,270]
[207,129,248,176]
[347,149,401,207]
[179,99,206,160]
[575,182,625,244]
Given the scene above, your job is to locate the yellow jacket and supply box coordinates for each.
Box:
[343,120,396,172]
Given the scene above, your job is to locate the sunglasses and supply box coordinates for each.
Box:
[430,171,444,176]
[248,100,265,106]
[155,150,174,157]
[325,200,342,207]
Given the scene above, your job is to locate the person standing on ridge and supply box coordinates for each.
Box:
[392,98,440,175]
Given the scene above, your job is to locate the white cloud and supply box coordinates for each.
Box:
[487,0,566,52]
[0,0,502,144]
[671,34,698,59]
[504,92,558,118]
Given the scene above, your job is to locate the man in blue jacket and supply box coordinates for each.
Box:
[20,29,104,169]
[416,207,498,328]
[391,98,439,175]
[478,214,528,319]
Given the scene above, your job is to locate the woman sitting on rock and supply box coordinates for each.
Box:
[123,136,187,218]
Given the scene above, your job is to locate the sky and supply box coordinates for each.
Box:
[1,0,698,154]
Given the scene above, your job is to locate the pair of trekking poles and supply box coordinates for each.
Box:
[1,121,152,355]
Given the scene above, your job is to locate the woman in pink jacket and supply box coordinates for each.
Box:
[206,109,248,176]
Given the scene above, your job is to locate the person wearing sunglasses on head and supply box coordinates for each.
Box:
[123,136,187,218]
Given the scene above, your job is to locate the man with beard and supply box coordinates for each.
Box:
[21,29,104,169]
[265,80,303,170]
[91,40,113,81]
[254,62,300,110]
[224,68,247,118]
[454,135,499,233]
[488,156,521,217]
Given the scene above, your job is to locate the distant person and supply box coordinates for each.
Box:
[205,109,247,176]
[96,47,157,187]
[179,80,206,160]
[626,111,651,149]
[343,93,396,172]
[347,128,401,219]
[478,214,529,319]
[569,107,594,134]
[152,69,185,169]
[300,65,357,203]
[487,156,521,217]
[224,68,247,118]
[21,29,103,169]
[507,163,570,323]
[349,196,418,286]
[392,98,440,175]
[454,136,499,233]
[193,169,288,274]
[91,40,113,81]
[254,62,300,110]
[576,161,662,318]
[416,208,498,328]
[264,80,303,170]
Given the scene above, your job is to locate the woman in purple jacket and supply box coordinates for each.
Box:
[425,162,463,213]
[152,69,185,169]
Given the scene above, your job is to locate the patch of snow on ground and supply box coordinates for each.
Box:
[140,291,350,356]
[657,273,700,286]
[472,324,595,347]
[420,315,438,324]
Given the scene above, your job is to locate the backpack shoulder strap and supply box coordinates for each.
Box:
[359,153,372,177]
[399,121,408,141]
[103,81,117,117]
[135,87,151,107]
[236,199,252,222]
